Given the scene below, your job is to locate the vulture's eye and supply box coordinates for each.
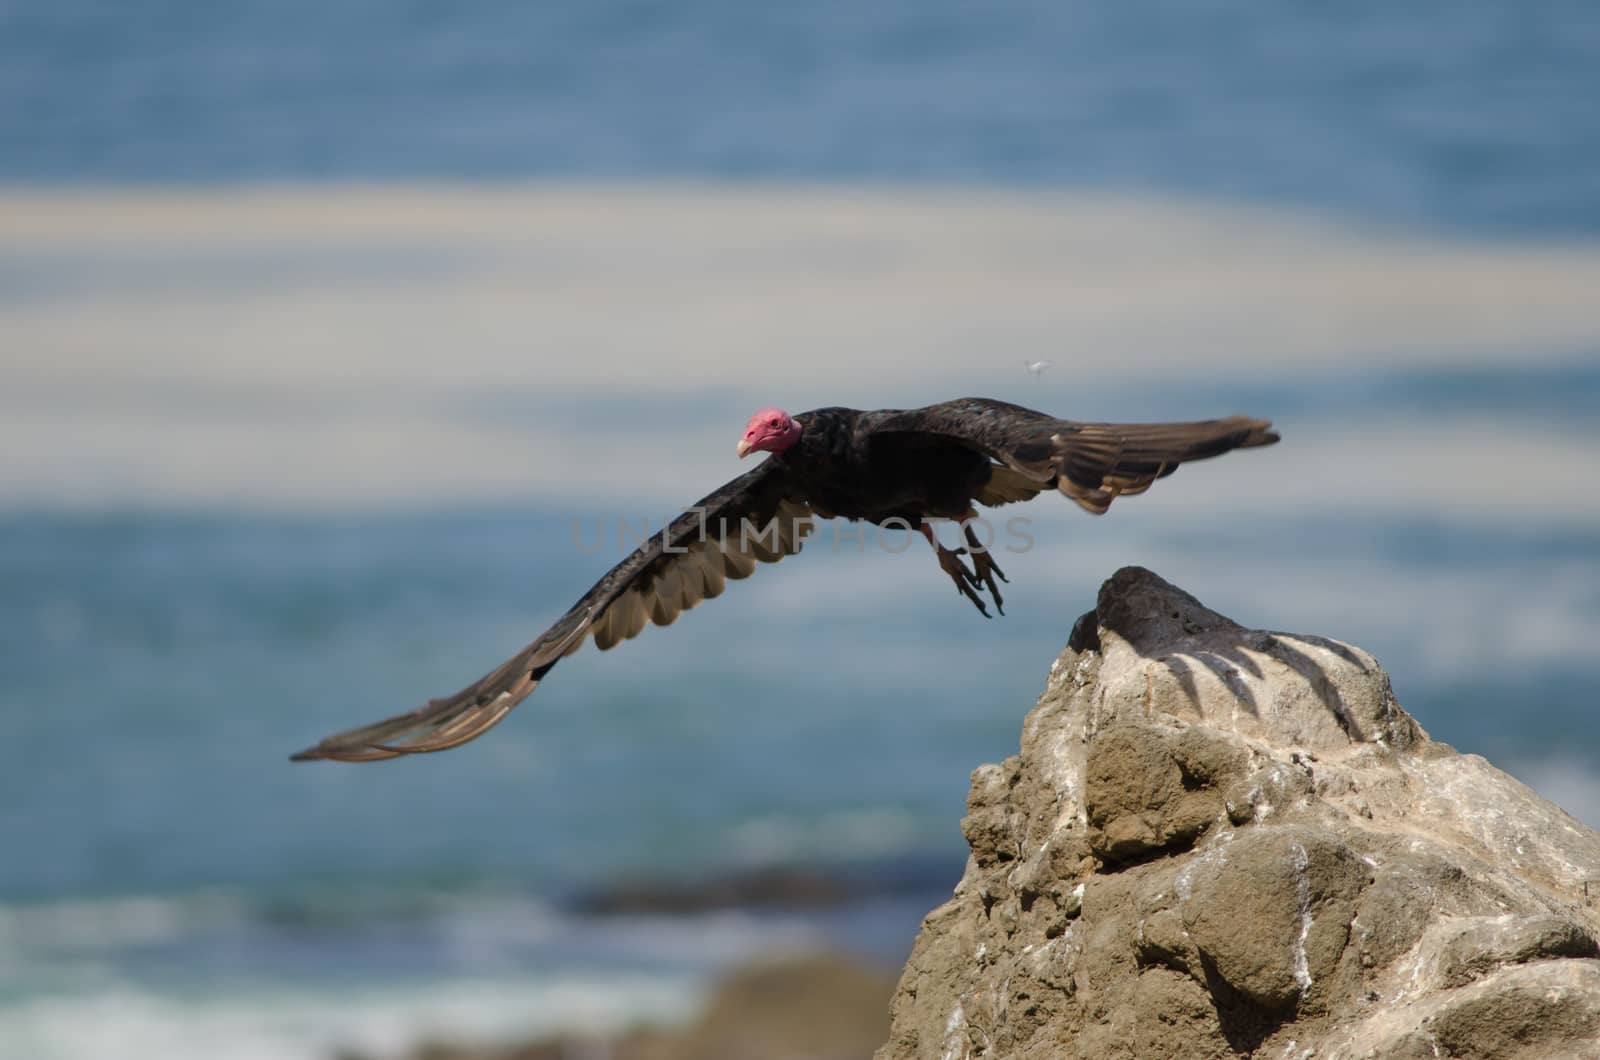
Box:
[769,417,781,427]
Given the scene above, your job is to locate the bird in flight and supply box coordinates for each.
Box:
[292,398,1277,762]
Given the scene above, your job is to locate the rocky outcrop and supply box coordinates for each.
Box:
[877,568,1600,1060]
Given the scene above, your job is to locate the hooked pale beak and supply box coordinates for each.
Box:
[736,438,754,459]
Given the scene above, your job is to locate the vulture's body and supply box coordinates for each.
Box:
[293,398,1278,762]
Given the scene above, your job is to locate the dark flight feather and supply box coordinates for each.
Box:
[291,463,812,761]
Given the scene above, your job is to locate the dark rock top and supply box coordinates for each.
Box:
[876,567,1600,1060]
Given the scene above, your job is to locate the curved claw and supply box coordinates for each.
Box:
[935,544,990,617]
[969,552,1006,615]
[962,524,1007,616]
[922,520,994,617]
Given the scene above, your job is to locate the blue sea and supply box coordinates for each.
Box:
[4,0,1600,234]
[2,2,1599,1057]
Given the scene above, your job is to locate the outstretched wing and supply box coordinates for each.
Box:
[291,462,813,762]
[861,398,1279,514]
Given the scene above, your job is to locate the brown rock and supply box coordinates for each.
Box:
[874,568,1600,1060]
[1085,723,1245,862]
[1179,825,1366,1011]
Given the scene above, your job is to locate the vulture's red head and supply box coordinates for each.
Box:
[736,407,801,458]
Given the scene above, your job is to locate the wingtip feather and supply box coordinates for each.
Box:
[1236,417,1280,448]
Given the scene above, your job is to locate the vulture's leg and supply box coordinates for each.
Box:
[919,521,991,618]
[961,516,1007,616]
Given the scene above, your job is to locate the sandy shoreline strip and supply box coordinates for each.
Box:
[2,184,1596,511]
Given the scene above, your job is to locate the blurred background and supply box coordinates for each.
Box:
[3,2,1599,1057]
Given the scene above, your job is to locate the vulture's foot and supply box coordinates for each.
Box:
[921,522,992,617]
[938,545,992,617]
[962,522,1007,616]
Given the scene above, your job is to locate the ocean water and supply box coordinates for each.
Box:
[2,0,1598,234]
[5,365,1598,1056]
[4,3,1600,1057]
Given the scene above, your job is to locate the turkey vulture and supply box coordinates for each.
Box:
[292,398,1277,762]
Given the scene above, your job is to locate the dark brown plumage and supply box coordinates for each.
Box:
[291,398,1277,762]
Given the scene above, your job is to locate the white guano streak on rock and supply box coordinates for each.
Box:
[1291,842,1315,996]
[1037,730,1078,800]
[1251,784,1275,823]
[1391,928,1438,1005]
[940,1000,967,1060]
[1176,828,1236,902]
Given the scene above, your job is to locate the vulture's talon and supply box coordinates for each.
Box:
[958,574,993,617]
[962,524,1007,615]
[933,544,990,616]
[972,553,1006,616]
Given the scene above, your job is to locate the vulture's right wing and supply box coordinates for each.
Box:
[291,462,813,762]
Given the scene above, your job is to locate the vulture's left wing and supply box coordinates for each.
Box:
[861,398,1278,514]
[291,462,813,762]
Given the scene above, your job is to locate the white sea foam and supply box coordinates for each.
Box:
[0,884,840,969]
[0,974,702,1060]
[0,885,867,1060]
